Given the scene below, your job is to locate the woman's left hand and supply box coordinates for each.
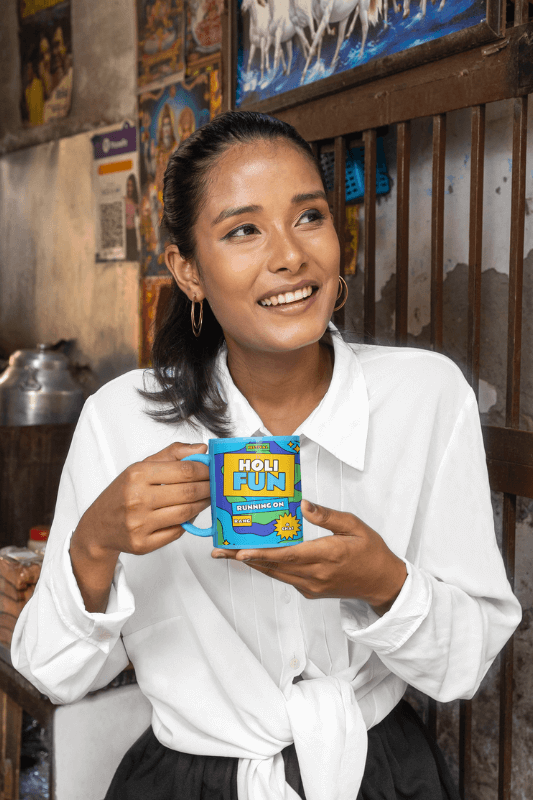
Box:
[212,500,407,616]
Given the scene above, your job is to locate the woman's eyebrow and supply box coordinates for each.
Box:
[291,191,328,204]
[211,204,262,226]
[211,191,327,227]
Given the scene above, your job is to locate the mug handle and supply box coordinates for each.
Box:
[180,453,214,537]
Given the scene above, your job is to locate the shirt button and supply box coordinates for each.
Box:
[289,657,300,670]
[282,591,291,604]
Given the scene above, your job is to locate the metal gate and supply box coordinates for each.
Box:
[226,0,533,796]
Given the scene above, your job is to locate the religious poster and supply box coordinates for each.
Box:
[137,0,186,88]
[139,276,173,366]
[186,0,223,67]
[138,66,221,275]
[344,206,359,276]
[18,0,73,127]
[92,123,140,262]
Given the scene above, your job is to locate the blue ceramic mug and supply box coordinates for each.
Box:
[182,436,303,549]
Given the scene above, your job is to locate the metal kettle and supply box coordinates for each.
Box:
[0,344,85,426]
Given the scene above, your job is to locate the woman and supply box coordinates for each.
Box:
[12,111,520,800]
[124,173,140,261]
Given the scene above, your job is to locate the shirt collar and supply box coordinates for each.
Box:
[215,325,369,471]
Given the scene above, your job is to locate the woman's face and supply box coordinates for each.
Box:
[185,140,340,356]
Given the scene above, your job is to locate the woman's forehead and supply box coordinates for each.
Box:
[203,139,322,205]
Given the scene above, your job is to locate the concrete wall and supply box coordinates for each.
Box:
[0,0,139,388]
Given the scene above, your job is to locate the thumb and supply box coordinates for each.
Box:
[301,499,357,535]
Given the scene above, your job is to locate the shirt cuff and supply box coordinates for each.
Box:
[339,560,432,655]
[48,531,135,653]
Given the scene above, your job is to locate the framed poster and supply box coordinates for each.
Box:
[235,0,503,111]
[138,65,221,275]
[186,0,223,67]
[139,276,173,366]
[18,0,73,127]
[137,0,186,88]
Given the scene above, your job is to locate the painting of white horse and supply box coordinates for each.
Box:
[237,0,488,106]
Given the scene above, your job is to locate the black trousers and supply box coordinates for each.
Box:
[105,699,460,800]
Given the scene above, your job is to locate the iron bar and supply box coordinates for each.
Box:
[363,129,377,342]
[497,93,527,800]
[430,114,446,352]
[505,95,528,428]
[396,121,410,345]
[466,105,486,395]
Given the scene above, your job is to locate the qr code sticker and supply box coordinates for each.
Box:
[100,201,124,253]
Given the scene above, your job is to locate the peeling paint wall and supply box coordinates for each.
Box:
[0,0,139,387]
[344,98,533,799]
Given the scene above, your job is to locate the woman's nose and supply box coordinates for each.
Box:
[267,229,306,273]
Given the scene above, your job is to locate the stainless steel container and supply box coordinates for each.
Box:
[0,344,85,426]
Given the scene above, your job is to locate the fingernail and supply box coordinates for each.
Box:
[214,552,226,559]
[306,500,316,512]
[241,556,252,562]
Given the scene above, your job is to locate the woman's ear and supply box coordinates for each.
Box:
[165,245,204,301]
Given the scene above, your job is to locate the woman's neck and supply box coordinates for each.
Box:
[226,337,334,436]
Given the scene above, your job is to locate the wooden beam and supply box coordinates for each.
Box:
[273,23,533,141]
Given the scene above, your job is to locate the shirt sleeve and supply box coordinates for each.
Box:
[11,398,136,705]
[340,390,522,702]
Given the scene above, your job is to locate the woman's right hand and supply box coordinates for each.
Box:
[69,442,210,612]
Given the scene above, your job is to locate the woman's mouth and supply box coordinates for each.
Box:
[259,285,317,307]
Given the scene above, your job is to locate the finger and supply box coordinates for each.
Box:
[301,499,358,535]
[150,480,211,510]
[212,543,319,577]
[130,458,209,486]
[149,498,211,532]
[143,442,207,463]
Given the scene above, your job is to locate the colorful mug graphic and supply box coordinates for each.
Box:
[182,436,303,549]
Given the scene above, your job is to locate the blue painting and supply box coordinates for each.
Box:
[236,0,486,106]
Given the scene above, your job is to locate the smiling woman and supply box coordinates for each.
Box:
[10,111,521,800]
[147,111,340,438]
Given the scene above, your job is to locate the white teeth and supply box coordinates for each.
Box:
[259,285,315,306]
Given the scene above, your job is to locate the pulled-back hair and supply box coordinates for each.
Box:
[142,110,326,437]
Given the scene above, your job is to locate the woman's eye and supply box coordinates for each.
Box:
[298,208,326,225]
[225,224,259,239]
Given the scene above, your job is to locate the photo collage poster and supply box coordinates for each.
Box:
[136,0,223,365]
[18,0,73,127]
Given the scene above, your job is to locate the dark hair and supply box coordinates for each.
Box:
[127,173,139,204]
[142,110,327,437]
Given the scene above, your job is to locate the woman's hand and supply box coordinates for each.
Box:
[212,500,407,616]
[70,442,210,612]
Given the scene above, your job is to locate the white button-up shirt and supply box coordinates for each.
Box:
[12,330,521,800]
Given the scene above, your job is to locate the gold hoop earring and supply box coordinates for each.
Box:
[334,276,348,312]
[191,297,203,337]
